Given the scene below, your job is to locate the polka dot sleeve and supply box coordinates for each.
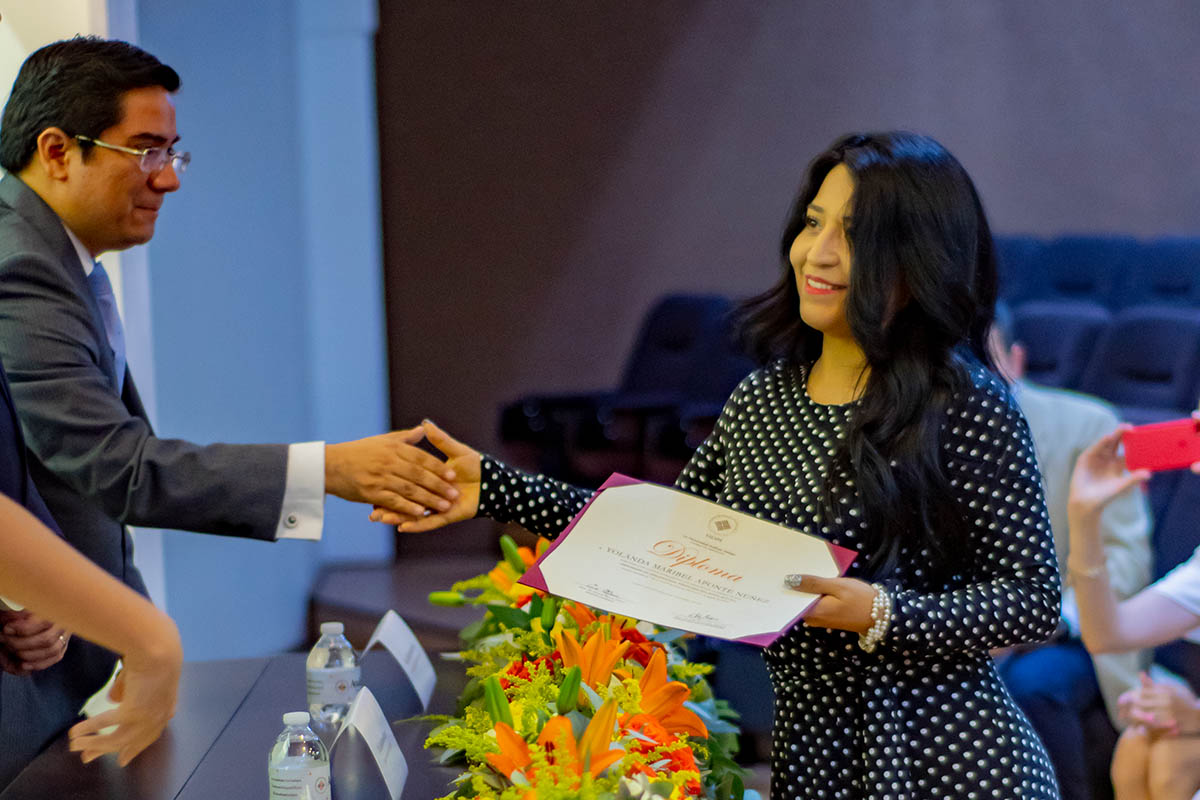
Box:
[673,383,737,501]
[476,454,593,539]
[886,372,1062,655]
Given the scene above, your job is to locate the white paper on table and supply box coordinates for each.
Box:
[333,686,408,800]
[363,610,436,710]
[519,479,856,646]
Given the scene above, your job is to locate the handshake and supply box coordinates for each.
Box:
[327,420,482,530]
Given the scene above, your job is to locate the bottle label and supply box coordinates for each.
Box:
[306,666,361,706]
[268,763,331,800]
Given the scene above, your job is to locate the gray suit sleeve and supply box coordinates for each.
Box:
[0,248,289,540]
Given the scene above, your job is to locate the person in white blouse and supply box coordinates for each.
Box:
[988,304,1153,800]
[1069,424,1200,800]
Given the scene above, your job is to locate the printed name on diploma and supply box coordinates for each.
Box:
[603,541,745,582]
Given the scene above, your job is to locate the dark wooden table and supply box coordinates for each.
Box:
[0,652,465,799]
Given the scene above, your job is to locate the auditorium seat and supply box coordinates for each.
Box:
[1012,300,1111,389]
[566,296,752,484]
[1115,236,1200,309]
[640,316,756,483]
[499,293,733,481]
[1079,305,1200,420]
[1033,235,1138,305]
[994,235,1046,304]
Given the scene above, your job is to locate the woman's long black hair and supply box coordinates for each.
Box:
[740,132,998,580]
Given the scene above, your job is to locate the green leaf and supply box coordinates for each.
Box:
[486,604,533,630]
[457,617,485,643]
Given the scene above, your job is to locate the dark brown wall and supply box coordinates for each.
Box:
[378,0,1200,465]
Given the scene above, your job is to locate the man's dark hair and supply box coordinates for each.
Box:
[0,35,180,173]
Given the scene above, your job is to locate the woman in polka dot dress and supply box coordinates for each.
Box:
[378,132,1062,799]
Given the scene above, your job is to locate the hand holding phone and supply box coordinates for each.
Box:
[1122,417,1200,472]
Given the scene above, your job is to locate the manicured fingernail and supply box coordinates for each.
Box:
[437,499,451,511]
[784,574,804,590]
[444,471,457,482]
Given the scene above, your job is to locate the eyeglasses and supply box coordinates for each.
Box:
[75,135,191,175]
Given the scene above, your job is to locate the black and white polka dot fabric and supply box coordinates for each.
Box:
[479,357,1062,799]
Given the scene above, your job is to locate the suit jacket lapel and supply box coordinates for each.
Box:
[0,176,121,391]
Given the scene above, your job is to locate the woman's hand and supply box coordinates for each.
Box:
[1068,427,1150,524]
[66,622,183,766]
[370,420,481,532]
[1118,673,1200,736]
[786,574,876,634]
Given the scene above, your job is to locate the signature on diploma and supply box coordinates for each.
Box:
[580,582,622,603]
[677,610,724,628]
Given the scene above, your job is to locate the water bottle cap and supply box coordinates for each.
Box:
[283,711,311,727]
[319,622,344,635]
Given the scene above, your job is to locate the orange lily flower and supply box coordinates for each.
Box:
[517,544,539,567]
[624,713,704,795]
[488,562,538,607]
[539,700,624,778]
[563,600,598,631]
[485,721,532,778]
[630,649,708,738]
[486,703,624,789]
[554,627,631,690]
[489,564,515,592]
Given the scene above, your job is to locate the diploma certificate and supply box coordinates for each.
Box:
[519,474,856,646]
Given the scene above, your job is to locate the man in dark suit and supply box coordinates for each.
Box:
[0,36,460,776]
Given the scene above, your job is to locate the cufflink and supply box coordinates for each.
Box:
[285,513,299,528]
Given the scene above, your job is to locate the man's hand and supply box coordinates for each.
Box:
[785,575,876,634]
[370,420,481,532]
[0,609,69,673]
[325,426,461,516]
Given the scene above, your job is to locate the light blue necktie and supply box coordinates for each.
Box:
[86,262,127,391]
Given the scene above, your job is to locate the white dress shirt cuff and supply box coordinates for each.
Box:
[275,441,325,541]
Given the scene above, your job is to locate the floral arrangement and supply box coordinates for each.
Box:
[425,534,759,800]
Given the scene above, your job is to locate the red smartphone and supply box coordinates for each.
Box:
[1122,418,1200,472]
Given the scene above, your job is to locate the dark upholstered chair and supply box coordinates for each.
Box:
[1012,300,1111,389]
[995,235,1047,304]
[1115,237,1200,309]
[1079,306,1200,419]
[498,294,733,481]
[1032,235,1139,305]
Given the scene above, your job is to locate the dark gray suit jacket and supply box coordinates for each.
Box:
[0,356,74,788]
[0,174,293,777]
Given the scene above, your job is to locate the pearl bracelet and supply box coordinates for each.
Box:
[859,583,893,653]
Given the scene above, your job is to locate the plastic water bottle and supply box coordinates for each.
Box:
[268,711,331,800]
[306,621,361,726]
